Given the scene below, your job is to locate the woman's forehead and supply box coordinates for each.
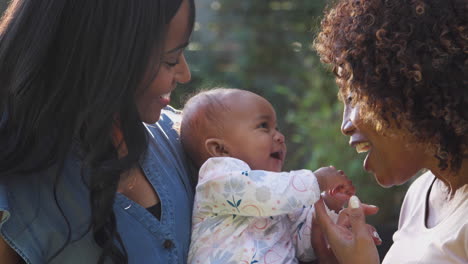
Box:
[164,0,191,52]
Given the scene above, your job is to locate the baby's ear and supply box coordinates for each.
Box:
[205,138,229,157]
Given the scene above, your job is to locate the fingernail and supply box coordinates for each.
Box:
[320,191,327,198]
[368,204,378,208]
[349,195,360,208]
[373,231,381,241]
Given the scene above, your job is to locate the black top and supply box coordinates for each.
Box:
[146,202,162,220]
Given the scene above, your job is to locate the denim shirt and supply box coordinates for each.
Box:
[0,107,194,264]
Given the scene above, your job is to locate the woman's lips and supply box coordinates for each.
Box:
[351,141,372,171]
[158,92,171,105]
[364,153,371,172]
[355,142,371,153]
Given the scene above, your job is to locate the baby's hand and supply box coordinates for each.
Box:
[314,166,355,212]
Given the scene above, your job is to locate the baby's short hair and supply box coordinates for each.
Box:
[181,88,242,168]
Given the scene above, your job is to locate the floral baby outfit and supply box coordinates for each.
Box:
[188,157,335,264]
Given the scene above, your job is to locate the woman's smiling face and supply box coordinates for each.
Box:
[136,0,192,124]
[340,96,428,187]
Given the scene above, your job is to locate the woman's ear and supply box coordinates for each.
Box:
[205,138,229,157]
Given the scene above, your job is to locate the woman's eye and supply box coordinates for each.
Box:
[164,53,183,68]
[165,61,179,67]
[346,95,353,104]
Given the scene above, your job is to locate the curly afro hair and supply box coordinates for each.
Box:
[314,0,468,171]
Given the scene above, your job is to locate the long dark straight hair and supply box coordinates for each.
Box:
[0,0,195,263]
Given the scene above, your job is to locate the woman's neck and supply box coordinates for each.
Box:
[430,158,468,195]
[425,158,468,228]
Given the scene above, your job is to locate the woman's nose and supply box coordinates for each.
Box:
[175,54,191,84]
[341,118,354,136]
[341,109,355,136]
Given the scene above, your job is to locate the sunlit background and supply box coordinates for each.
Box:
[0,0,414,259]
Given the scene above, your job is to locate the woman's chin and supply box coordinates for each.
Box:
[140,109,162,124]
[375,174,412,188]
[376,180,394,188]
[374,173,396,188]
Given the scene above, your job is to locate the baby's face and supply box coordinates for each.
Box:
[222,92,287,172]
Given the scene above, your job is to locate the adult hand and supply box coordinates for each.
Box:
[312,196,381,264]
[311,218,339,264]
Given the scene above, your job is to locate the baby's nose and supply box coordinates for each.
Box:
[274,131,285,144]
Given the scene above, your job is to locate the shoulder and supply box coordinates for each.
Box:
[405,171,435,198]
[401,171,435,209]
[143,107,185,164]
[197,157,251,184]
[143,106,195,192]
[0,153,93,263]
[397,171,434,225]
[159,106,182,132]
[151,106,181,131]
[199,157,251,174]
[144,106,182,147]
[161,105,182,122]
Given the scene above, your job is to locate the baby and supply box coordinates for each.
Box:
[181,88,354,264]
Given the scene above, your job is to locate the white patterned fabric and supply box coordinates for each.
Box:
[189,157,336,264]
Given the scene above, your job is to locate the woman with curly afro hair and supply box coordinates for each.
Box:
[312,0,467,263]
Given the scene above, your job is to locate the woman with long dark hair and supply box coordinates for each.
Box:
[312,0,467,263]
[0,0,195,263]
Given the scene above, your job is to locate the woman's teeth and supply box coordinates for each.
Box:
[160,92,171,99]
[356,142,371,153]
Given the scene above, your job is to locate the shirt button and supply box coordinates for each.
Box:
[163,239,173,249]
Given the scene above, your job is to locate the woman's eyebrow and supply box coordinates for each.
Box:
[165,42,189,54]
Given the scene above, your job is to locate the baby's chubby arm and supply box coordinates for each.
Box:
[290,176,350,262]
[195,157,322,217]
